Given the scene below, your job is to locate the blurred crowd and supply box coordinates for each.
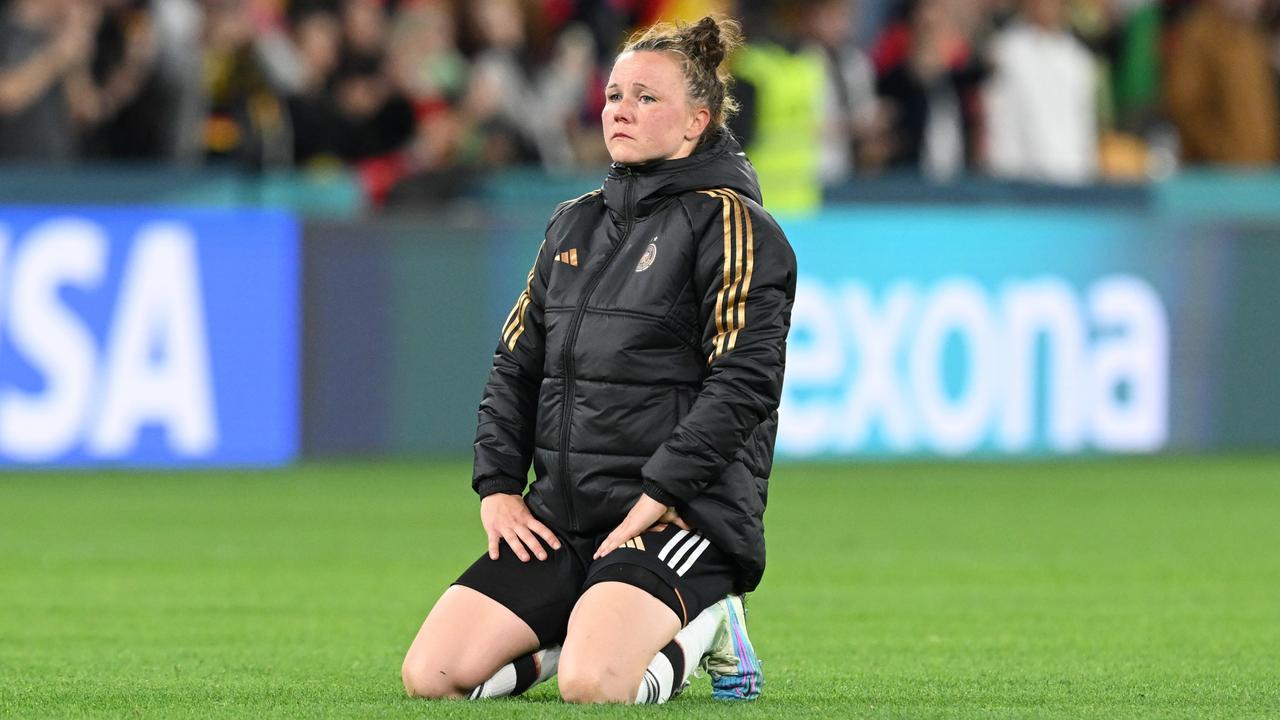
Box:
[1,0,1279,202]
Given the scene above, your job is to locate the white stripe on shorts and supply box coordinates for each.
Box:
[658,529,690,561]
[674,538,711,576]
[665,532,703,570]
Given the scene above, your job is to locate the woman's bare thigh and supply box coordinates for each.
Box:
[557,581,681,703]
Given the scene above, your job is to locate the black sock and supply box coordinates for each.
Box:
[635,640,687,704]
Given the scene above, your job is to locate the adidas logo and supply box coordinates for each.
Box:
[556,248,579,267]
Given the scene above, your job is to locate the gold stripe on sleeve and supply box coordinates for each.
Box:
[503,293,529,348]
[700,189,754,362]
[502,243,542,351]
[722,190,747,351]
[727,190,755,351]
[698,189,733,356]
[700,189,741,360]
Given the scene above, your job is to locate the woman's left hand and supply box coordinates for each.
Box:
[594,494,688,559]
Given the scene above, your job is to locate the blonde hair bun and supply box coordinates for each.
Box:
[623,15,744,134]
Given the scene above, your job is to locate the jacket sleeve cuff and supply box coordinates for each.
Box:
[642,480,682,508]
[474,477,525,498]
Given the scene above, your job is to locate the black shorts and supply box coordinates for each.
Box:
[454,524,735,646]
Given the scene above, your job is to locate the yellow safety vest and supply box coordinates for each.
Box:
[732,43,825,214]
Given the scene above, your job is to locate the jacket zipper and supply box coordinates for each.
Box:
[558,171,636,532]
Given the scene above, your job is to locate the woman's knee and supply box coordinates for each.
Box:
[401,652,488,699]
[401,659,456,699]
[557,661,633,704]
[401,585,540,699]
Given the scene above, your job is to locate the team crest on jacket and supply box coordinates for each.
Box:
[635,240,658,272]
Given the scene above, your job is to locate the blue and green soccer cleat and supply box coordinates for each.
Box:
[701,594,763,701]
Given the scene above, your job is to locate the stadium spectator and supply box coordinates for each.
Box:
[363,0,474,205]
[984,0,1098,183]
[1166,0,1279,166]
[330,55,415,162]
[875,0,987,181]
[282,3,345,164]
[0,0,98,161]
[200,0,290,167]
[1069,0,1161,180]
[279,1,413,168]
[871,0,984,77]
[151,0,205,162]
[729,3,827,211]
[457,0,594,171]
[1073,0,1160,136]
[794,0,889,182]
[385,0,467,172]
[81,0,167,160]
[291,3,343,95]
[340,0,388,68]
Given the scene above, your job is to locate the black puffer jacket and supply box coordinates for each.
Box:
[472,130,796,592]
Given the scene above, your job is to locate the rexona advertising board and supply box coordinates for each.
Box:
[779,209,1187,458]
[0,208,297,466]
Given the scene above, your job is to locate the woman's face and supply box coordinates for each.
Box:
[602,51,709,164]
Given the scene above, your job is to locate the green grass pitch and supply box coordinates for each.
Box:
[2,456,1278,718]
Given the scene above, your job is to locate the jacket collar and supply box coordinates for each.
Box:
[601,129,762,222]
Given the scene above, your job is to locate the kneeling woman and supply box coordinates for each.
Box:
[401,15,795,704]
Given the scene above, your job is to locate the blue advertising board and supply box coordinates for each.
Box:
[0,208,298,466]
[778,208,1220,458]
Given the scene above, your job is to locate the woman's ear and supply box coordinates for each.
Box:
[684,106,711,142]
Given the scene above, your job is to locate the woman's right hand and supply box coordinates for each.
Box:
[480,493,562,562]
